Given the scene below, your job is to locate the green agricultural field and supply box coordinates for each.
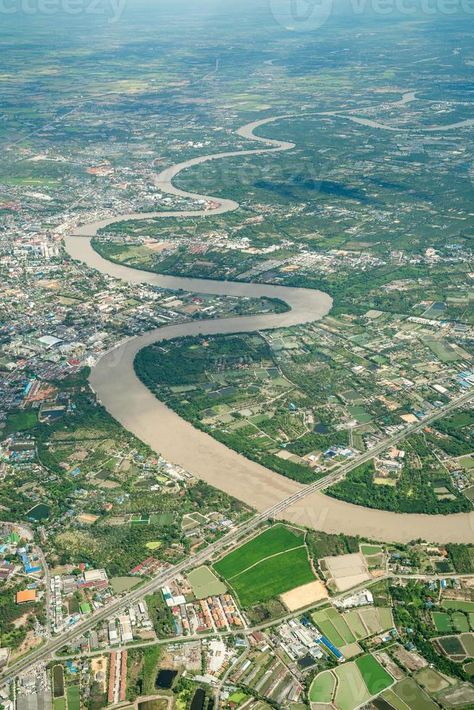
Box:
[360,544,383,556]
[227,546,315,607]
[355,654,393,695]
[437,635,466,657]
[442,600,474,613]
[313,606,393,648]
[315,619,345,648]
[333,663,371,710]
[415,667,450,693]
[392,679,438,710]
[309,670,335,703]
[214,525,304,579]
[187,566,227,599]
[381,689,410,710]
[66,684,80,710]
[326,608,356,644]
[461,633,474,656]
[53,699,66,710]
[432,611,453,633]
[344,610,368,639]
[312,609,346,647]
[452,612,470,633]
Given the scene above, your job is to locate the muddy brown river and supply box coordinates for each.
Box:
[64,113,474,544]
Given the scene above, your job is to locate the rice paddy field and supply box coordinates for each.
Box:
[441,599,474,613]
[311,606,394,651]
[309,654,392,710]
[415,667,450,693]
[433,610,473,633]
[309,670,335,703]
[435,633,474,660]
[389,678,438,710]
[213,525,315,606]
[214,525,305,578]
[355,654,393,695]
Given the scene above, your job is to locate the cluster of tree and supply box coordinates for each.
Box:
[146,593,176,638]
[328,461,470,515]
[306,531,359,562]
[135,334,272,388]
[390,581,467,682]
[0,583,40,648]
[446,544,474,574]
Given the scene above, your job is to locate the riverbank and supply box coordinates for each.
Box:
[64,111,474,544]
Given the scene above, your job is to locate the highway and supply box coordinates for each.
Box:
[2,385,472,685]
[6,101,472,683]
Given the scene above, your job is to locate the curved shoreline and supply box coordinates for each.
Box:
[65,112,474,543]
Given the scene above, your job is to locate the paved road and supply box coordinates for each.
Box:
[2,387,472,685]
[64,109,474,543]
[8,103,468,684]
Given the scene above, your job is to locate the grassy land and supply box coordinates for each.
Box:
[309,670,335,703]
[355,654,393,695]
[214,524,304,579]
[442,600,474,612]
[226,545,315,607]
[392,678,438,710]
[142,646,161,695]
[4,410,37,436]
[66,684,80,710]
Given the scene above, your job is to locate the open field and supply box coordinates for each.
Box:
[415,668,450,693]
[355,654,393,695]
[312,606,394,649]
[214,525,304,579]
[392,679,438,710]
[360,544,383,556]
[187,566,227,599]
[66,685,80,710]
[311,654,392,710]
[280,579,328,611]
[442,600,474,613]
[321,552,371,592]
[309,670,335,704]
[226,546,315,607]
[110,577,141,594]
